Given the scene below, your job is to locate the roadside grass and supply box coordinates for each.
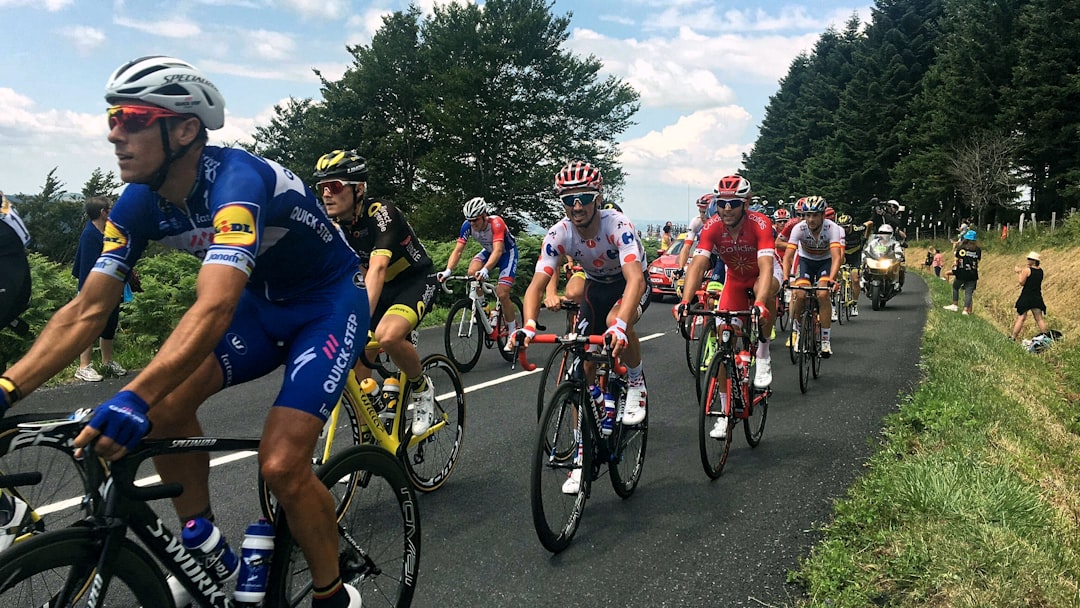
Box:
[793,267,1080,607]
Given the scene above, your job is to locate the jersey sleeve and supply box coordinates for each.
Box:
[94,188,154,283]
[488,216,507,244]
[694,219,719,258]
[751,214,776,258]
[367,200,400,258]
[202,163,265,277]
[456,220,471,245]
[612,214,641,267]
[535,224,567,277]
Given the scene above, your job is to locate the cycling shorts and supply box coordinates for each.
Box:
[473,246,518,286]
[212,270,369,422]
[719,257,782,312]
[794,257,832,286]
[371,268,439,330]
[580,271,651,336]
[844,251,861,268]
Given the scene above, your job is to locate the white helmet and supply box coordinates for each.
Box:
[877,224,894,235]
[886,199,901,212]
[105,56,225,130]
[462,196,489,220]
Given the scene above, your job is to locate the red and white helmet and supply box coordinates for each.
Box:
[554,160,603,194]
[825,207,836,220]
[696,193,713,208]
[713,175,752,198]
[773,208,790,222]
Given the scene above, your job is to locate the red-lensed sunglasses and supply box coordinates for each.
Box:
[107,105,185,132]
[316,180,361,195]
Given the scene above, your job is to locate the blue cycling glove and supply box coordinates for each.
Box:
[88,390,152,450]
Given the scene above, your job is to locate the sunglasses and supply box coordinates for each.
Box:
[560,192,599,207]
[713,198,744,210]
[316,180,361,195]
[107,105,184,132]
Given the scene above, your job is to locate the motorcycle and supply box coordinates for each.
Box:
[860,235,904,310]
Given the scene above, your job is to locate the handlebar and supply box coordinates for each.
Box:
[513,334,628,376]
[443,275,497,296]
[681,307,766,344]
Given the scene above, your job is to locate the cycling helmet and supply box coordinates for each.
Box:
[105,56,225,130]
[714,175,752,198]
[824,207,836,220]
[601,201,623,213]
[772,208,790,222]
[886,199,901,212]
[313,150,368,181]
[555,160,603,194]
[837,213,852,225]
[877,224,894,235]
[462,196,489,220]
[749,203,765,213]
[796,196,827,213]
[696,193,713,209]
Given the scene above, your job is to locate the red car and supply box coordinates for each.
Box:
[647,232,689,300]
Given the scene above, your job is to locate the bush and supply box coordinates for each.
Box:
[121,253,200,352]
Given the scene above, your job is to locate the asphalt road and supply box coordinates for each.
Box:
[12,275,928,607]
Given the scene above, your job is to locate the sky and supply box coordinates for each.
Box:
[0,0,871,225]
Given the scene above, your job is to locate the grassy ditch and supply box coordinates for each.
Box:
[793,265,1080,607]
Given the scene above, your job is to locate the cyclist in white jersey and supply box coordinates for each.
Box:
[782,196,844,357]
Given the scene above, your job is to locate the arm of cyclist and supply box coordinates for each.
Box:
[365,252,390,314]
[478,240,504,280]
[438,240,467,282]
[513,270,549,348]
[605,262,645,358]
[751,254,775,322]
[828,244,843,285]
[781,244,796,285]
[675,252,711,318]
[543,270,563,310]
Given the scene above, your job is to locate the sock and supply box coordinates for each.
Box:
[718,393,729,416]
[507,320,517,333]
[408,375,428,393]
[180,505,215,525]
[756,340,769,360]
[822,328,831,341]
[312,577,349,608]
[627,364,643,385]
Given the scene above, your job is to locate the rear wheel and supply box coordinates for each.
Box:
[497,296,525,361]
[399,355,465,492]
[531,383,591,553]
[698,355,733,479]
[444,299,482,372]
[683,315,705,375]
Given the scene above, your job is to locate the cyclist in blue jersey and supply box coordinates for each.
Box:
[438,196,519,338]
[0,57,364,608]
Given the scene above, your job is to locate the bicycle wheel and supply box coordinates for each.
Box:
[743,377,768,447]
[497,296,525,362]
[535,343,575,420]
[798,316,812,394]
[444,299,482,372]
[531,383,592,553]
[832,290,844,326]
[0,526,171,606]
[399,355,465,492]
[259,392,363,523]
[811,317,822,378]
[0,413,95,539]
[683,315,704,375]
[267,445,420,608]
[777,292,790,332]
[610,383,647,498]
[698,355,733,479]
[694,326,717,401]
[841,281,853,323]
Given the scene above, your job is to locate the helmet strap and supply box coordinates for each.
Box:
[147,120,196,193]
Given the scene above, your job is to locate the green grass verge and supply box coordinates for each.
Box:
[793,270,1080,607]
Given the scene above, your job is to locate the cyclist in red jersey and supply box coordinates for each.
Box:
[678,175,780,438]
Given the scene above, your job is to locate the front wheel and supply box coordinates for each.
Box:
[536,343,575,420]
[532,383,592,553]
[695,326,717,402]
[610,383,647,498]
[0,527,171,606]
[798,317,812,394]
[871,283,883,311]
[267,445,420,608]
[698,355,733,479]
[743,383,768,447]
[444,299,482,372]
[400,355,466,492]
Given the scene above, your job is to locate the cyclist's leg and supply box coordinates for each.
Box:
[496,247,518,329]
[565,270,586,305]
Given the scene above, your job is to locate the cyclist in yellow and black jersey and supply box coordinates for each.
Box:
[837,213,866,316]
[314,149,440,436]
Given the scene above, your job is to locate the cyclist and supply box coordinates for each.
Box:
[513,160,649,493]
[677,175,780,439]
[772,208,791,232]
[0,57,363,607]
[438,196,519,338]
[837,213,866,316]
[782,196,844,357]
[313,149,439,436]
[0,191,31,337]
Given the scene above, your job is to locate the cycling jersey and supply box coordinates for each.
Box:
[694,211,779,311]
[535,209,646,283]
[339,198,435,282]
[785,219,844,261]
[457,215,516,253]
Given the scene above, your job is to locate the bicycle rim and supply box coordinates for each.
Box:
[698,355,732,479]
[610,386,647,499]
[695,328,716,402]
[743,381,768,447]
[536,344,573,421]
[812,319,822,378]
[497,296,524,361]
[268,445,420,608]
[531,384,591,553]
[798,318,811,394]
[400,355,465,492]
[443,299,482,372]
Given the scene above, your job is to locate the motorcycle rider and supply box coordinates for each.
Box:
[862,224,905,295]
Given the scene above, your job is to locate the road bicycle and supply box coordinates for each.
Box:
[532,300,583,420]
[516,334,647,553]
[776,284,791,333]
[679,282,722,378]
[835,264,856,323]
[443,275,524,372]
[789,284,831,394]
[257,336,465,521]
[683,307,770,479]
[0,411,420,607]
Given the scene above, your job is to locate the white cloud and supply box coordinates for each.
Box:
[599,15,635,26]
[58,25,107,54]
[198,59,327,83]
[113,15,202,38]
[280,0,349,19]
[238,29,297,61]
[414,0,475,16]
[0,0,72,10]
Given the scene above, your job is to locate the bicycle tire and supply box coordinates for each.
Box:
[497,296,525,362]
[531,383,592,554]
[683,315,704,375]
[743,382,768,447]
[259,389,364,523]
[267,445,420,608]
[842,281,853,323]
[0,526,171,606]
[798,314,811,394]
[535,343,574,420]
[777,292,790,332]
[0,412,97,541]
[694,326,717,402]
[444,299,482,372]
[812,316,822,378]
[832,289,843,326]
[398,355,465,492]
[610,380,647,498]
[698,354,733,479]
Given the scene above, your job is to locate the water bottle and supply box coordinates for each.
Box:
[234,518,275,605]
[587,385,604,416]
[601,391,616,437]
[380,376,401,431]
[182,518,240,584]
[736,351,752,377]
[360,377,384,412]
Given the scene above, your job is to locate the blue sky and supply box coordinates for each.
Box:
[0,0,870,223]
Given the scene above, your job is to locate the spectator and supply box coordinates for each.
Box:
[71,196,128,381]
[943,230,981,314]
[932,248,944,279]
[0,191,31,336]
[661,222,673,251]
[1011,251,1048,342]
[923,249,933,270]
